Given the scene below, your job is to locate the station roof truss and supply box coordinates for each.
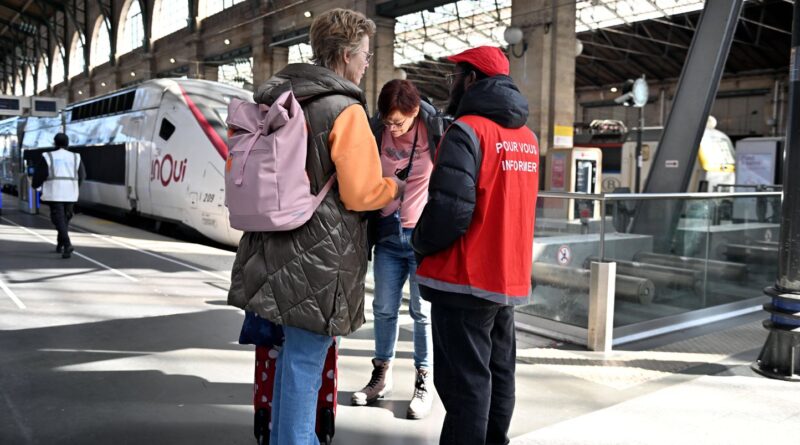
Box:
[1,0,794,99]
[395,0,793,103]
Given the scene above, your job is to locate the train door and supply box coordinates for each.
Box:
[126,116,144,210]
[148,91,186,221]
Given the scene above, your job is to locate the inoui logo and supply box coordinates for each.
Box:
[151,154,187,187]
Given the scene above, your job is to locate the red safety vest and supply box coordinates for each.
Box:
[416,115,540,305]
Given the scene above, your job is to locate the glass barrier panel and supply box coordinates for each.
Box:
[602,194,778,328]
[517,196,603,329]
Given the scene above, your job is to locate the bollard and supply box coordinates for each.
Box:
[587,261,617,352]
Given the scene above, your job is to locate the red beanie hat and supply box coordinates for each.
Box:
[447,46,510,77]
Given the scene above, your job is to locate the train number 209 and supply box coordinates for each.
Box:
[202,193,215,203]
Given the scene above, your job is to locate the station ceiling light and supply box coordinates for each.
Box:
[303,11,312,18]
[224,38,231,45]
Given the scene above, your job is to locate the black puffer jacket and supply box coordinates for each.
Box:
[228,64,371,336]
[411,75,530,306]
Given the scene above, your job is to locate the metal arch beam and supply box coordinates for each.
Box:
[375,0,453,19]
[634,0,745,245]
[625,23,685,75]
[91,0,112,21]
[0,17,36,37]
[574,67,602,87]
[62,0,86,48]
[0,2,49,26]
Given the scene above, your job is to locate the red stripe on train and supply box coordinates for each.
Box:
[179,86,229,160]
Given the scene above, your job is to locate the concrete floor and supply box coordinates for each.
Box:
[1,194,798,445]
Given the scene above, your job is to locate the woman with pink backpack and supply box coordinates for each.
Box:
[227,8,402,445]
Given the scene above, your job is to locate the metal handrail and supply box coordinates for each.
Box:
[539,191,783,201]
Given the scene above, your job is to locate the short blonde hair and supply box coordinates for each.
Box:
[309,8,376,71]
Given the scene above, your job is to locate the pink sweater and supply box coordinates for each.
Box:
[378,120,434,228]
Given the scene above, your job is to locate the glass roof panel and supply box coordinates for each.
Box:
[395,0,707,65]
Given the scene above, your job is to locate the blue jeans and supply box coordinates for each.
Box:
[271,325,332,445]
[373,227,432,369]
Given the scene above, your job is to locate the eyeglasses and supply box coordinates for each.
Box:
[445,71,466,85]
[356,50,374,63]
[382,118,407,129]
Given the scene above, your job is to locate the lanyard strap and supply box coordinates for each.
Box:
[397,120,420,205]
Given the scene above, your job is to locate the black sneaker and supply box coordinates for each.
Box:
[62,245,74,259]
[55,243,63,253]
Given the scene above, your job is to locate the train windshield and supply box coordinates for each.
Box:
[179,82,252,159]
[180,83,250,138]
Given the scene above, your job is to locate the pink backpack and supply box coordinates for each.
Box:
[225,90,335,232]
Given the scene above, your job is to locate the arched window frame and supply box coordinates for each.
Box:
[118,0,144,56]
[14,74,23,95]
[51,45,66,87]
[152,0,189,41]
[200,0,246,20]
[90,16,112,69]
[68,32,86,79]
[24,66,35,96]
[36,56,48,93]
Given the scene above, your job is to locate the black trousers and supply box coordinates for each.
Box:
[49,202,74,248]
[431,302,516,445]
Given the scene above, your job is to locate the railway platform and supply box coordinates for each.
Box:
[1,193,798,445]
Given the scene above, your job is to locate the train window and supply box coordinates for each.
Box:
[600,147,622,173]
[159,118,176,141]
[123,91,135,110]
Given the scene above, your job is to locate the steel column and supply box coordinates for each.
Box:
[752,0,800,382]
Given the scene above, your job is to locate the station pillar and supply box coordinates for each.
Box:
[365,15,396,114]
[752,0,800,381]
[509,0,576,157]
[252,15,289,86]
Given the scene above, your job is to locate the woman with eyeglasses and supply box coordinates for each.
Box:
[350,79,451,420]
[228,8,403,444]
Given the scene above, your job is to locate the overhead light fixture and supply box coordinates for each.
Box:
[303,11,312,18]
[503,26,527,59]
[100,81,106,87]
[77,90,83,95]
[130,71,136,77]
[610,87,618,93]
[170,57,176,64]
[224,38,231,45]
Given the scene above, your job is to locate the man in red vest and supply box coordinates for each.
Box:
[412,46,540,445]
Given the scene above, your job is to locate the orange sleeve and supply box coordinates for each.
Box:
[330,104,399,211]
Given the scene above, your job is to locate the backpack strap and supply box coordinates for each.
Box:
[311,173,337,208]
[234,128,262,186]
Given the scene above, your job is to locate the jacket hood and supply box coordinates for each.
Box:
[455,75,529,129]
[254,63,366,106]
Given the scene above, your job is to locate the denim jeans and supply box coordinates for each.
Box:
[270,325,332,445]
[373,227,432,369]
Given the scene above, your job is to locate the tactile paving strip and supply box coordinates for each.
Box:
[516,320,765,390]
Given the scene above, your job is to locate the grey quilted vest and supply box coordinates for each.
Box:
[227,64,369,336]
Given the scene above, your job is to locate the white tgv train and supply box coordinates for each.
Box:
[18,78,252,246]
